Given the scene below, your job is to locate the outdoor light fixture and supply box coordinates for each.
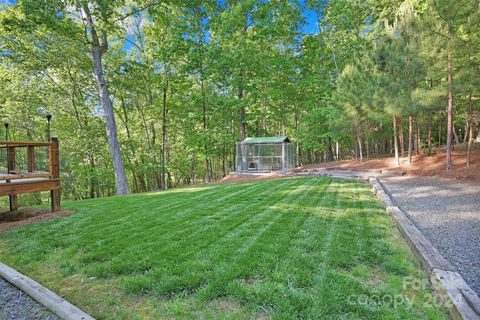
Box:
[46,113,52,141]
[4,123,9,141]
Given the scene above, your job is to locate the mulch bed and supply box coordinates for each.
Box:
[0,208,74,232]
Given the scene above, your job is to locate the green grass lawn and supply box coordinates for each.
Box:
[0,177,447,319]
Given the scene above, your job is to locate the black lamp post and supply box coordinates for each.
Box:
[4,123,9,141]
[46,114,52,141]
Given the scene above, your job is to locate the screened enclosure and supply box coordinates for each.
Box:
[236,136,295,173]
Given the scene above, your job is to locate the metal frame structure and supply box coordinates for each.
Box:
[236,136,295,174]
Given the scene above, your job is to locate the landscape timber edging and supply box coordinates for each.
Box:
[368,176,480,320]
[0,261,95,320]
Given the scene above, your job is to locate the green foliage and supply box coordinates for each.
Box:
[0,0,479,201]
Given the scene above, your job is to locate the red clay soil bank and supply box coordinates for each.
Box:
[302,148,480,183]
[0,208,74,232]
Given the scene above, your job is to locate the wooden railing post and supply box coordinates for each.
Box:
[27,145,35,173]
[49,138,60,212]
[6,145,17,211]
[7,146,15,174]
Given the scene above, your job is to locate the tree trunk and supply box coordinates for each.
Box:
[453,122,460,146]
[89,154,96,198]
[209,159,214,181]
[408,114,413,165]
[365,135,369,160]
[327,137,334,162]
[427,113,432,155]
[166,127,172,189]
[467,94,473,167]
[161,83,168,190]
[82,5,128,194]
[295,111,302,166]
[354,134,358,160]
[355,122,363,163]
[222,145,227,177]
[414,115,418,154]
[119,99,144,193]
[201,77,210,183]
[238,77,245,141]
[415,114,420,155]
[262,93,268,136]
[438,112,442,147]
[399,116,404,158]
[191,155,196,185]
[393,114,400,165]
[446,52,453,171]
[231,112,236,169]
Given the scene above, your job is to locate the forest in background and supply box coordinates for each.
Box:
[0,0,479,202]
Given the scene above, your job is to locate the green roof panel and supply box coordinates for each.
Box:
[241,136,290,144]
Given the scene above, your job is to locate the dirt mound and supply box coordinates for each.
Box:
[303,147,480,183]
[0,208,74,232]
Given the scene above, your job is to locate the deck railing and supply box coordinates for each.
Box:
[0,138,60,212]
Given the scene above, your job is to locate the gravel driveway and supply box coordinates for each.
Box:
[0,278,59,320]
[379,176,480,296]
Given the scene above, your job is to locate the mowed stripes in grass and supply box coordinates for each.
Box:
[0,177,447,319]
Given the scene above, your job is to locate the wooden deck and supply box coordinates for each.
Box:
[0,139,60,212]
[0,178,60,196]
[0,172,51,180]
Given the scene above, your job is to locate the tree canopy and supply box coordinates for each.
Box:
[0,0,478,201]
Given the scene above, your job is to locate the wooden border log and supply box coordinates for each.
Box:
[0,262,95,320]
[369,177,480,320]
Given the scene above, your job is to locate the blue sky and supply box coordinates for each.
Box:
[1,0,319,34]
[302,8,318,34]
[299,0,319,34]
[2,0,319,54]
[0,0,15,5]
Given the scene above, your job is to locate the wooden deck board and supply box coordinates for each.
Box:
[0,141,53,147]
[0,179,60,196]
[0,172,50,180]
